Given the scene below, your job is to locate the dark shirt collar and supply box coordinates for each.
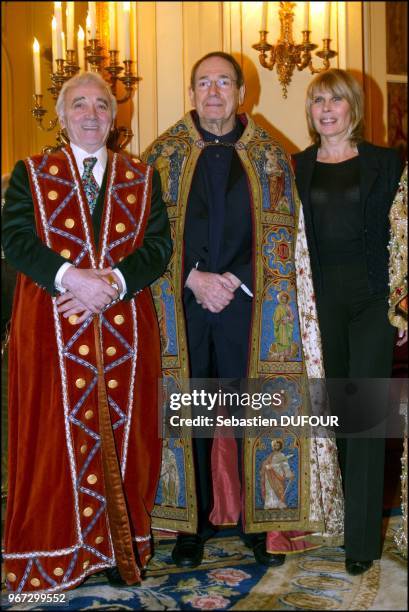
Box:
[192,110,244,143]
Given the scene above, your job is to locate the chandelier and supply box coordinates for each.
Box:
[253,2,337,98]
[31,2,139,151]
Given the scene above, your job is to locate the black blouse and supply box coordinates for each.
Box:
[310,156,363,265]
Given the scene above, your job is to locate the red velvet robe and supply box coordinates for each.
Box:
[4,148,162,592]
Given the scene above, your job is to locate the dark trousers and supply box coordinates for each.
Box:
[316,262,395,560]
[184,299,256,541]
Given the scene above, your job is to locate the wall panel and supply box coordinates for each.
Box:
[155,2,184,135]
[134,1,157,155]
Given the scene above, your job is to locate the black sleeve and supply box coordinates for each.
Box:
[387,148,405,199]
[1,160,70,295]
[115,168,172,299]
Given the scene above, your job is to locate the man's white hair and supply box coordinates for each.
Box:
[56,72,117,121]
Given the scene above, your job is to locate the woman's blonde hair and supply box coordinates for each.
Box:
[305,68,364,146]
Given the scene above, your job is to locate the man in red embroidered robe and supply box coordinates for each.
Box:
[1,72,171,593]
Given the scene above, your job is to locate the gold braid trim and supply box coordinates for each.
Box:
[388,163,408,330]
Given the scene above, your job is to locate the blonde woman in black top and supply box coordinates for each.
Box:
[293,69,404,576]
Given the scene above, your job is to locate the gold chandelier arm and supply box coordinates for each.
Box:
[310,42,338,74]
[295,32,318,72]
[252,31,276,71]
[116,61,141,104]
[32,96,59,132]
[259,46,276,71]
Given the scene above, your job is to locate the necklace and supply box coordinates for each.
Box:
[196,139,240,150]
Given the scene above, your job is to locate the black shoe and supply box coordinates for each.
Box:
[252,540,286,567]
[105,566,140,586]
[171,535,204,568]
[198,524,218,543]
[345,559,373,576]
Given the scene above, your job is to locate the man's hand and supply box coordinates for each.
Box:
[56,292,93,324]
[185,269,236,313]
[61,267,119,313]
[221,271,242,291]
[98,269,124,296]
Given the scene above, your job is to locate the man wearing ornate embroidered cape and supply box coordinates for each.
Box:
[142,52,343,569]
[2,72,171,592]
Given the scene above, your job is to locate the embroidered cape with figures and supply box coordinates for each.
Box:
[3,147,162,592]
[142,112,344,544]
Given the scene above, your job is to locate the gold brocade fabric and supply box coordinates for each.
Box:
[388,163,408,558]
[388,163,408,330]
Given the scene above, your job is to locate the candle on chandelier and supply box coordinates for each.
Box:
[85,12,91,46]
[77,26,85,70]
[66,2,75,50]
[261,2,268,31]
[61,31,66,59]
[33,38,41,95]
[54,2,63,59]
[51,16,57,72]
[324,2,331,39]
[109,2,117,50]
[303,2,310,31]
[116,1,123,59]
[89,2,97,39]
[123,2,131,60]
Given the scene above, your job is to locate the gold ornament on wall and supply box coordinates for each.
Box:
[253,2,337,98]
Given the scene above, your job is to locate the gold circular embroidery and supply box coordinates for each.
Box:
[80,444,88,454]
[114,314,125,325]
[83,560,90,569]
[108,379,118,389]
[79,345,90,355]
[64,218,75,229]
[127,194,136,204]
[126,171,135,180]
[30,578,41,587]
[68,314,78,325]
[49,165,59,175]
[87,474,98,485]
[7,573,17,582]
[106,346,117,356]
[60,249,71,259]
[48,190,58,200]
[53,567,64,577]
[84,410,94,420]
[115,222,126,233]
[95,536,104,544]
[83,507,93,517]
[75,378,86,389]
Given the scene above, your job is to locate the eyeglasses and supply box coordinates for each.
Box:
[195,77,238,90]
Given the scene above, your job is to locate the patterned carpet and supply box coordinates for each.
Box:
[2,517,406,611]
